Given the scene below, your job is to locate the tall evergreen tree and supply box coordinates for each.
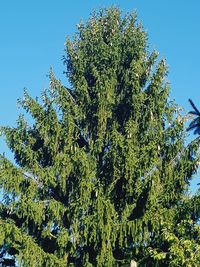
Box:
[0,8,200,267]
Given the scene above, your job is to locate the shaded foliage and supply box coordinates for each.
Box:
[188,99,200,135]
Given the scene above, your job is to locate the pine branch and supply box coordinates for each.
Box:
[189,99,200,115]
[143,136,200,180]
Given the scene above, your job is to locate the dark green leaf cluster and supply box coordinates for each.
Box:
[0,7,199,267]
[187,99,200,135]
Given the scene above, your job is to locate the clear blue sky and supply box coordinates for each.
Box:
[0,1,199,191]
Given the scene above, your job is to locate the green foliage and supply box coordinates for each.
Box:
[148,219,200,266]
[188,99,200,135]
[0,7,200,266]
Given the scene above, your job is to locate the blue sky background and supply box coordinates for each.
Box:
[0,0,199,192]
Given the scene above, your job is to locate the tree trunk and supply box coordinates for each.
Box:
[130,259,137,267]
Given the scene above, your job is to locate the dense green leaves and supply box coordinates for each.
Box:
[0,7,199,266]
